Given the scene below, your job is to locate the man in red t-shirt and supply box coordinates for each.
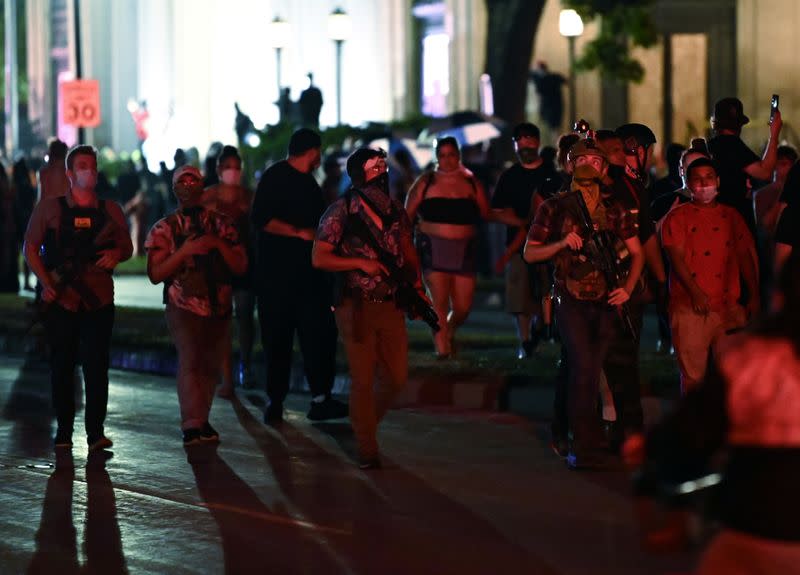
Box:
[661,157,758,393]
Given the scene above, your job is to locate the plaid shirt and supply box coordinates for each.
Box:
[528,191,638,300]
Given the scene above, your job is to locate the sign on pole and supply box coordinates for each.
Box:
[60,79,101,128]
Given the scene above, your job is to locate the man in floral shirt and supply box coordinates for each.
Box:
[313,148,426,469]
[145,165,247,445]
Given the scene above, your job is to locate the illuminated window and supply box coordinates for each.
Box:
[422,33,449,117]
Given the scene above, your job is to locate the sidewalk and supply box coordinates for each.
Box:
[0,355,696,575]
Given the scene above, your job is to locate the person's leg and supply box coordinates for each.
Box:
[234,289,256,383]
[374,303,409,422]
[604,295,645,438]
[505,254,535,354]
[79,305,115,443]
[216,317,234,397]
[335,301,379,459]
[257,288,296,410]
[448,273,476,352]
[424,270,453,356]
[670,307,716,395]
[45,305,80,441]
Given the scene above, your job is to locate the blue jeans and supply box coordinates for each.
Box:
[555,293,615,457]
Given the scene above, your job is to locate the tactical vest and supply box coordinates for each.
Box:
[41,197,111,272]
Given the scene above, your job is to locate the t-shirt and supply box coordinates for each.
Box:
[775,203,798,248]
[251,160,326,231]
[316,190,412,300]
[661,202,752,313]
[24,192,132,311]
[145,208,243,317]
[491,162,554,245]
[708,134,759,232]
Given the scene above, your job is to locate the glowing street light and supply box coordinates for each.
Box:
[559,9,584,126]
[328,7,351,125]
[268,16,291,97]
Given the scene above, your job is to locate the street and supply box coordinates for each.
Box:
[0,355,696,574]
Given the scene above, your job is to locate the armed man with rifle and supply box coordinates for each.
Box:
[313,147,433,470]
[524,145,644,470]
[23,145,133,451]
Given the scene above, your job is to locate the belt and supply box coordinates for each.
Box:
[342,286,394,304]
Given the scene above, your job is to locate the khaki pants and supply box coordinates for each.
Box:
[335,299,408,459]
[670,305,746,394]
[166,305,229,430]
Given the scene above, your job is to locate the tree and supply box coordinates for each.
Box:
[483,0,547,128]
[564,0,658,83]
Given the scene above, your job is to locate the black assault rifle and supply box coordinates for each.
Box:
[572,191,638,339]
[344,204,440,333]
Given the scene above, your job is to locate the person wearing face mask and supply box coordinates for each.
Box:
[24,145,133,451]
[525,163,644,469]
[313,147,426,469]
[201,145,257,397]
[146,165,247,445]
[251,128,348,425]
[661,157,759,394]
[490,123,556,358]
[405,136,488,357]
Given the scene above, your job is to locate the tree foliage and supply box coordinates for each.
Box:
[564,0,658,83]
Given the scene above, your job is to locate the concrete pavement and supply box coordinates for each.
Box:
[0,355,696,574]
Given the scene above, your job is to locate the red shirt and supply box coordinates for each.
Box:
[661,202,752,312]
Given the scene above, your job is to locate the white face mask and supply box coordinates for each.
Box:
[220,168,241,186]
[693,185,718,204]
[75,169,97,190]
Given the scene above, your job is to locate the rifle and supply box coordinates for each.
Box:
[572,190,638,339]
[343,202,440,332]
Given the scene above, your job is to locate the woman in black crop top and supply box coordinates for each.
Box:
[405,137,489,357]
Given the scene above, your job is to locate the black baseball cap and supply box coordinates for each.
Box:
[712,97,750,130]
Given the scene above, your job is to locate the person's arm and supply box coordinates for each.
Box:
[96,201,134,270]
[488,172,525,226]
[489,207,524,227]
[23,202,58,301]
[643,235,667,283]
[744,110,782,181]
[474,178,490,220]
[146,234,216,285]
[664,243,710,314]
[733,213,759,317]
[524,233,581,263]
[609,235,644,306]
[404,173,429,222]
[311,240,387,276]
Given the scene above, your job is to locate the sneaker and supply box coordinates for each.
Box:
[264,402,284,425]
[88,435,113,452]
[307,397,349,421]
[200,422,220,442]
[550,437,569,459]
[54,429,73,449]
[182,428,203,446]
[358,456,382,470]
[566,451,606,471]
[238,363,256,388]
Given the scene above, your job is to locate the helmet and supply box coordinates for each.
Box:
[346,147,386,187]
[567,138,607,165]
[615,123,656,155]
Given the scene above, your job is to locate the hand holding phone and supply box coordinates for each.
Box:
[770,94,779,123]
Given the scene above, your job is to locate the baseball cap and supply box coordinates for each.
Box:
[712,97,750,130]
[513,122,541,141]
[172,165,202,186]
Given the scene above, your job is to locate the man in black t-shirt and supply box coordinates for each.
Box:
[490,123,554,357]
[708,96,783,236]
[251,128,348,424]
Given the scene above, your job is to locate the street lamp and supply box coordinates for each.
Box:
[268,16,291,97]
[328,7,351,125]
[559,9,584,127]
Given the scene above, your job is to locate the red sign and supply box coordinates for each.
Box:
[60,79,101,128]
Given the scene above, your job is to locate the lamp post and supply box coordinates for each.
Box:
[559,9,584,127]
[268,16,291,97]
[328,7,351,126]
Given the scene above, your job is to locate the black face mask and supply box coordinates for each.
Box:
[367,172,390,195]
[517,148,539,164]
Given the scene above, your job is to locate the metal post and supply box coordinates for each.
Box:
[275,47,282,94]
[568,35,576,126]
[73,0,85,143]
[335,39,343,125]
[4,0,19,158]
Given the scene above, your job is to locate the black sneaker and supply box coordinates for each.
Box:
[264,402,284,425]
[200,422,220,442]
[307,397,349,421]
[54,429,73,449]
[182,428,203,446]
[88,435,113,452]
[358,456,382,470]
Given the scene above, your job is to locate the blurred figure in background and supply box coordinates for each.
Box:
[202,146,257,397]
[13,158,37,291]
[37,139,70,202]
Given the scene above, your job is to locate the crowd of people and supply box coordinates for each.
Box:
[10,93,800,566]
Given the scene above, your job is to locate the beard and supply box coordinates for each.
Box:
[517,148,539,164]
